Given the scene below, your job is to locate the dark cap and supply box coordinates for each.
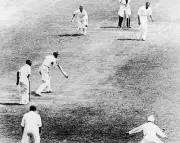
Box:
[53,51,59,56]
[26,60,32,66]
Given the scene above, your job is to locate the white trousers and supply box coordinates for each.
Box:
[36,65,51,94]
[20,82,29,104]
[77,18,88,35]
[140,136,164,143]
[138,21,148,40]
[21,127,40,143]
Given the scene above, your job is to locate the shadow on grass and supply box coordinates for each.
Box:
[31,91,42,97]
[117,39,141,41]
[100,26,118,29]
[58,34,83,37]
[0,103,21,106]
[2,105,142,143]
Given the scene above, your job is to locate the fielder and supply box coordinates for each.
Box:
[128,115,168,143]
[137,2,154,41]
[35,51,68,96]
[71,5,88,35]
[16,60,32,105]
[21,105,42,143]
[118,0,131,28]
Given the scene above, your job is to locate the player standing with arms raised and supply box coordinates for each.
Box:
[71,5,88,35]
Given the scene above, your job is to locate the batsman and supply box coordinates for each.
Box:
[35,51,68,96]
[16,60,32,105]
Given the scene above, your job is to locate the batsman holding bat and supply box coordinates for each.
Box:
[35,51,68,96]
[16,60,32,105]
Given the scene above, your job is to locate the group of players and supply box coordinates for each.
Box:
[16,51,68,105]
[16,2,168,143]
[69,1,154,41]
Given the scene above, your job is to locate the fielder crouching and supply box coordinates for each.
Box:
[71,5,88,35]
[35,51,68,96]
[128,115,168,143]
[21,105,42,143]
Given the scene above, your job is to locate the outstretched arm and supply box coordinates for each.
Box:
[71,13,76,22]
[57,63,68,78]
[150,15,154,22]
[156,126,167,138]
[129,125,143,134]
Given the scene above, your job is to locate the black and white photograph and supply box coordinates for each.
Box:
[0,0,179,142]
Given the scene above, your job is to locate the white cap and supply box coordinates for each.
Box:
[148,115,155,122]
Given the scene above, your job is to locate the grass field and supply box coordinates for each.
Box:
[0,0,180,142]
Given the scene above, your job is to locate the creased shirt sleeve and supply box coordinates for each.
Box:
[37,114,42,127]
[129,124,143,134]
[156,126,167,138]
[149,8,152,15]
[21,115,25,127]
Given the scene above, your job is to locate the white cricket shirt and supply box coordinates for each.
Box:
[18,64,31,84]
[129,122,166,138]
[42,55,57,68]
[118,0,131,17]
[21,111,42,129]
[137,6,152,22]
[74,9,88,20]
[118,0,131,5]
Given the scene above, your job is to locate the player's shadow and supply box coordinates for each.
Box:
[31,91,41,97]
[117,38,141,41]
[31,91,52,95]
[58,34,83,37]
[0,103,22,106]
[100,26,118,29]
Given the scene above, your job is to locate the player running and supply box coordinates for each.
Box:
[71,5,88,35]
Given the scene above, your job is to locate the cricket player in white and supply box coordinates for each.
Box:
[118,0,131,28]
[71,5,88,35]
[128,115,168,143]
[16,60,32,105]
[137,2,153,41]
[36,51,68,96]
[21,105,42,143]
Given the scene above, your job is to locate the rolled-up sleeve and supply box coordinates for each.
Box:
[149,8,152,15]
[137,7,142,15]
[37,115,42,127]
[21,115,25,127]
[74,10,78,15]
[156,126,167,138]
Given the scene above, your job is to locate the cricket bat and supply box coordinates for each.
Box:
[29,79,31,101]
